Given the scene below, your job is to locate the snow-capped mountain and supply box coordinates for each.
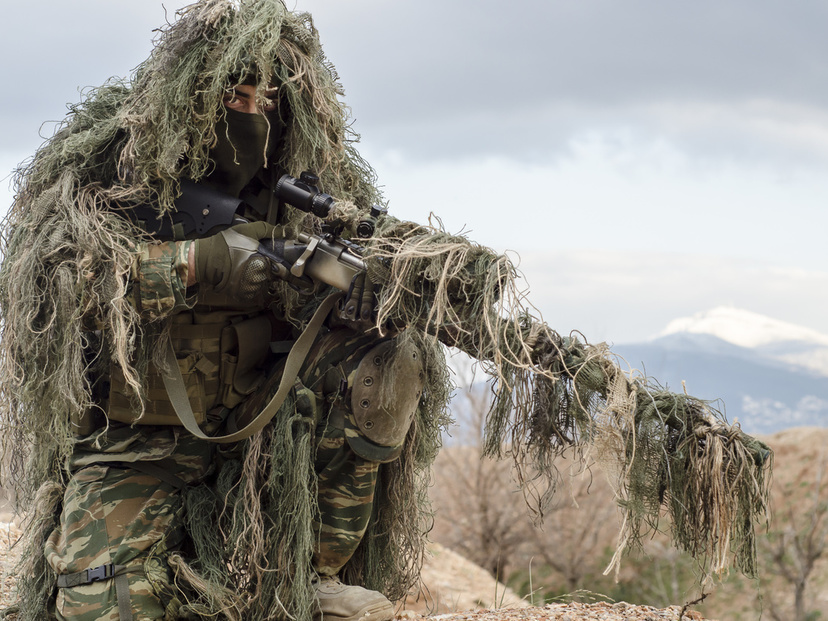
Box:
[656,307,828,377]
[657,307,828,350]
[612,307,828,434]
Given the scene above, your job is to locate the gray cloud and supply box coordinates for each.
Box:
[310,0,828,111]
[302,0,828,163]
[0,2,826,344]
[517,250,828,343]
[0,2,190,152]
[3,1,827,166]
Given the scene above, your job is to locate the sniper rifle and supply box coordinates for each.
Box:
[257,172,384,299]
[129,171,382,298]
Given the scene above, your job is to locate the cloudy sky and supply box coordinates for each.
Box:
[2,0,827,344]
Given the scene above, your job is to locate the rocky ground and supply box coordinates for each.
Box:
[0,519,713,620]
[400,603,708,620]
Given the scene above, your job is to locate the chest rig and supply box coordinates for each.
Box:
[107,308,277,427]
[110,177,422,451]
[109,177,287,429]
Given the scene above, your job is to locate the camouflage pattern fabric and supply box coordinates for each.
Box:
[45,229,413,616]
[45,432,214,621]
[114,240,275,427]
[108,310,263,427]
[312,407,379,575]
[44,324,409,618]
[131,240,194,321]
[296,328,414,574]
[298,329,407,463]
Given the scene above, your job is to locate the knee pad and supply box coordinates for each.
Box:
[300,330,425,463]
[345,338,425,463]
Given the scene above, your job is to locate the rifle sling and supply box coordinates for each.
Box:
[161,292,342,443]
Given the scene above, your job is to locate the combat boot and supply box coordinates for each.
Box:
[312,575,395,621]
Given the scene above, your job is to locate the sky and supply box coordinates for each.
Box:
[2,0,827,344]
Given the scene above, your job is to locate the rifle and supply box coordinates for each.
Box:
[140,171,391,444]
[130,172,380,297]
[257,172,382,297]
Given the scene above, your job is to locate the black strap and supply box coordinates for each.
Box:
[56,563,141,588]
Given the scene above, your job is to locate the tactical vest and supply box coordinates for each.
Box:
[106,177,287,429]
[107,308,275,426]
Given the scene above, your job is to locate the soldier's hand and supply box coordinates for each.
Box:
[337,270,377,330]
[194,221,278,303]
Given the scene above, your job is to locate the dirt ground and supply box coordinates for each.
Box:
[1,523,713,620]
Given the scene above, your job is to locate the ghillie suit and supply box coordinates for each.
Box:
[0,1,771,621]
[0,2,447,620]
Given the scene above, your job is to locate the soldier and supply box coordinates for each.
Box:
[0,1,443,620]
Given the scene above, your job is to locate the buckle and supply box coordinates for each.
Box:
[86,563,115,583]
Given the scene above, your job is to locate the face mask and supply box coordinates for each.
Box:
[207,107,284,197]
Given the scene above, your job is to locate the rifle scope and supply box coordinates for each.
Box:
[275,172,335,219]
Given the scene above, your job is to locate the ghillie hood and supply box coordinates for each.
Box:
[0,0,379,500]
[14,0,379,218]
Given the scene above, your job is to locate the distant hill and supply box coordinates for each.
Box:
[613,306,828,434]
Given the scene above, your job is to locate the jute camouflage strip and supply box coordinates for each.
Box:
[44,430,214,620]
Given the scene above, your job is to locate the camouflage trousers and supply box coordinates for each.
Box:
[298,328,413,575]
[44,430,213,621]
[44,328,411,620]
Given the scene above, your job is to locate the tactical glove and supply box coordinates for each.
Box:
[337,270,377,330]
[194,221,278,304]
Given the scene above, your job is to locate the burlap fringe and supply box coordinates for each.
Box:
[358,214,772,581]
